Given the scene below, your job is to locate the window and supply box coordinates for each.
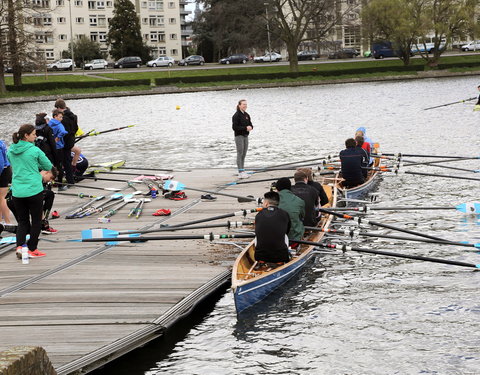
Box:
[97,1,105,9]
[59,34,68,40]
[33,17,42,26]
[90,15,97,26]
[158,47,166,55]
[148,0,163,10]
[149,16,157,26]
[169,18,175,24]
[170,33,177,40]
[142,17,148,24]
[57,17,66,23]
[106,1,112,6]
[150,31,158,42]
[157,16,164,26]
[170,49,177,55]
[143,33,149,41]
[74,0,83,5]
[98,15,106,26]
[33,0,50,8]
[141,1,147,7]
[168,2,174,8]
[99,32,107,42]
[43,16,52,25]
[159,33,165,42]
[88,0,96,9]
[45,49,54,59]
[344,25,361,47]
[56,0,64,5]
[75,17,84,23]
[90,32,98,41]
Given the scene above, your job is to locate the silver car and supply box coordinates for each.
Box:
[83,59,108,70]
[147,56,175,67]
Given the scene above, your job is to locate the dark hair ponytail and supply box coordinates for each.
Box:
[12,124,35,144]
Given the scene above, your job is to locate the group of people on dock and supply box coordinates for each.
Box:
[0,98,88,259]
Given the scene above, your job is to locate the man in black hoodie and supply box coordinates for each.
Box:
[55,98,78,186]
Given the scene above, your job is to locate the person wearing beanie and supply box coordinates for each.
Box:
[276,177,305,241]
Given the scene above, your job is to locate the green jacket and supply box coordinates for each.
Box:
[278,189,305,240]
[7,140,52,198]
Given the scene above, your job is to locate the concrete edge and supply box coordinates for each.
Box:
[0,70,479,105]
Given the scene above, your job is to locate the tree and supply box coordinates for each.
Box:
[413,0,476,67]
[107,0,150,61]
[267,0,359,72]
[362,0,421,65]
[62,38,105,67]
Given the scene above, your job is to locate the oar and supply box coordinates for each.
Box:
[80,232,255,243]
[296,239,480,269]
[158,208,261,229]
[248,154,337,174]
[318,207,455,243]
[305,227,480,249]
[56,191,98,198]
[98,197,136,221]
[74,193,125,218]
[65,195,105,219]
[376,155,477,166]
[326,202,480,214]
[163,180,262,203]
[372,153,479,159]
[75,125,136,143]
[128,200,142,218]
[379,168,480,182]
[398,157,480,173]
[58,182,122,191]
[423,97,476,111]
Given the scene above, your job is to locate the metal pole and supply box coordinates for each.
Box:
[264,3,272,62]
[68,0,75,70]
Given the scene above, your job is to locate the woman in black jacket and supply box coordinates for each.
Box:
[232,99,253,179]
[34,113,58,166]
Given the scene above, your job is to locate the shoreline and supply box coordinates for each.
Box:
[0,69,478,105]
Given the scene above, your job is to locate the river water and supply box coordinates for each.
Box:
[0,77,479,374]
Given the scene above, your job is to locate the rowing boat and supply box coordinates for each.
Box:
[86,160,126,173]
[231,182,338,315]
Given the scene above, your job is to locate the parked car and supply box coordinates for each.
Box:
[147,56,175,67]
[5,61,42,73]
[83,59,108,70]
[47,59,75,71]
[178,55,205,66]
[328,48,360,59]
[297,50,320,61]
[461,41,480,51]
[220,54,249,64]
[114,56,142,69]
[411,41,446,54]
[254,52,282,63]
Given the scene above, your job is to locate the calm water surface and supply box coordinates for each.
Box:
[0,77,479,374]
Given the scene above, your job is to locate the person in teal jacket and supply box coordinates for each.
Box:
[276,177,305,242]
[7,124,53,258]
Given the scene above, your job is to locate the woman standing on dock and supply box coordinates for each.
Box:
[7,124,53,258]
[232,99,253,179]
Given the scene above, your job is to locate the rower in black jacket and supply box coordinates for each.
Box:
[255,191,291,263]
[340,138,365,188]
[291,170,319,227]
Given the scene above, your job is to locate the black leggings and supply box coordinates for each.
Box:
[13,192,44,250]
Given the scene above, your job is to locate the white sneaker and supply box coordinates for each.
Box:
[239,172,250,179]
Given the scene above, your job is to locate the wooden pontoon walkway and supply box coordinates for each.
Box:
[0,167,288,374]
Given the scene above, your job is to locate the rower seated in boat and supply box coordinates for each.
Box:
[354,135,369,179]
[291,170,319,227]
[254,191,291,264]
[275,177,305,242]
[340,138,365,188]
[297,167,329,206]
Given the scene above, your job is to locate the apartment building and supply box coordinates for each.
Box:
[29,0,191,62]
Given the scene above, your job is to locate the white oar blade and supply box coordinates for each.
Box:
[456,202,480,214]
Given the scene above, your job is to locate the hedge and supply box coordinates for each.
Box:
[6,79,151,92]
[155,65,424,85]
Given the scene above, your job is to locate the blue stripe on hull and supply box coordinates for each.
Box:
[233,253,314,314]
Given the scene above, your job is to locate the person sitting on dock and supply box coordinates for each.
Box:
[340,138,365,188]
[254,191,291,264]
[275,177,305,241]
[291,170,319,227]
[297,167,329,207]
[71,145,90,182]
[355,135,369,179]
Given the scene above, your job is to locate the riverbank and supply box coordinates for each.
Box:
[1,69,479,105]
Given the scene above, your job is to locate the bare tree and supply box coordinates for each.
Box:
[0,1,8,93]
[267,0,359,72]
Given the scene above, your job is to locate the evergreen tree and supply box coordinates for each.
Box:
[107,0,150,61]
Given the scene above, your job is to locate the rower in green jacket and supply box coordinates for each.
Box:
[276,177,305,241]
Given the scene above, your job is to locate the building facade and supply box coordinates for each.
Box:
[27,0,191,62]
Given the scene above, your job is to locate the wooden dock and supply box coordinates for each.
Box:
[0,167,286,374]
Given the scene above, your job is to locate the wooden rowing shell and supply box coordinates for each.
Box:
[231,183,338,315]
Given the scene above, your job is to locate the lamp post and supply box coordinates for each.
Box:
[264,2,272,62]
[68,0,75,70]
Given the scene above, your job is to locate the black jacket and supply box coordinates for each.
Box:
[232,109,253,136]
[308,180,329,206]
[291,181,319,227]
[61,108,78,150]
[34,123,58,165]
[255,206,291,263]
[340,147,365,187]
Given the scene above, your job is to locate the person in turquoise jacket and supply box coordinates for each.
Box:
[7,124,53,258]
